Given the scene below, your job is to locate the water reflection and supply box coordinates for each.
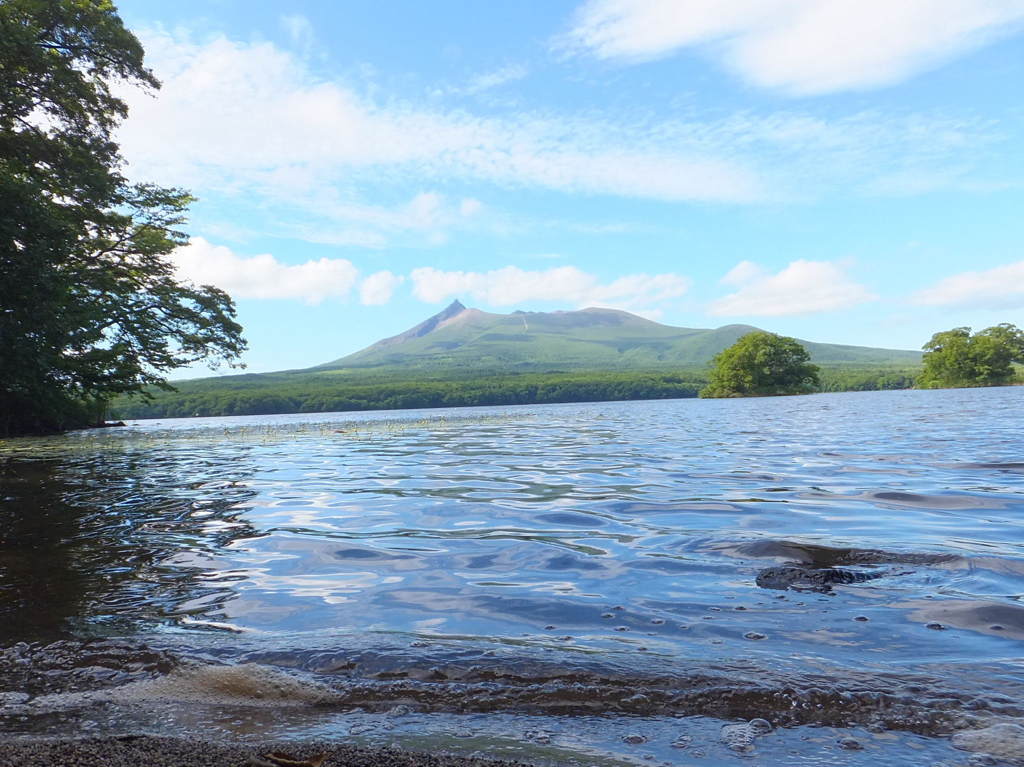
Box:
[0,389,1022,720]
[0,452,260,641]
[0,459,96,639]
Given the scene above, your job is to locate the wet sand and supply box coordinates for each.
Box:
[0,735,534,767]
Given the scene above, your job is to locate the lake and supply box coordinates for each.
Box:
[1,388,1022,765]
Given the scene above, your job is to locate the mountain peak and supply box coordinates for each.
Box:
[353,298,469,353]
[317,302,923,370]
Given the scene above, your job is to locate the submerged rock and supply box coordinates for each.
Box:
[720,724,756,753]
[951,723,1024,764]
[755,565,886,593]
[748,718,772,734]
[0,691,29,705]
[720,719,773,753]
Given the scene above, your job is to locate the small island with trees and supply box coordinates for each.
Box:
[699,325,1023,399]
[699,331,821,398]
[919,324,1024,389]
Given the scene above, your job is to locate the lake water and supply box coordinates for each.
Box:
[1,388,1022,765]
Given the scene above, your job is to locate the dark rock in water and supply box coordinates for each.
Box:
[837,737,864,750]
[755,565,885,593]
[733,539,958,568]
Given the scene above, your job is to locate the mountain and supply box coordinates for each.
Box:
[316,300,921,371]
[114,301,923,419]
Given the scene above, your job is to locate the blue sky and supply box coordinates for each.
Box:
[113,0,1024,376]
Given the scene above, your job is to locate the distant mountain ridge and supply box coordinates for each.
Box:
[316,300,921,371]
[114,301,923,420]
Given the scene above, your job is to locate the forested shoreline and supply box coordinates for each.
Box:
[112,365,921,420]
[107,322,1022,422]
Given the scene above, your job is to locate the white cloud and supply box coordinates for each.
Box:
[913,261,1024,308]
[171,237,358,304]
[118,28,760,211]
[528,252,568,260]
[720,259,766,287]
[463,63,529,94]
[410,265,689,311]
[709,259,875,316]
[280,14,314,52]
[276,192,484,249]
[459,198,484,217]
[113,27,1007,249]
[564,0,1024,94]
[360,271,404,305]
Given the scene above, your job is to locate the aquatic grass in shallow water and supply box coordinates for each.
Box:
[0,412,521,457]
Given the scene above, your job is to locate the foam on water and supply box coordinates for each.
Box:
[4,639,1020,737]
[27,662,337,710]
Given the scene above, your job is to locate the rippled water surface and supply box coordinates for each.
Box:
[2,389,1023,765]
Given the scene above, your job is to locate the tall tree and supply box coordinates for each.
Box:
[700,331,820,398]
[0,0,245,436]
[919,323,1024,388]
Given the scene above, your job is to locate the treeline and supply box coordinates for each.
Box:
[818,367,919,392]
[113,371,706,418]
[112,365,923,420]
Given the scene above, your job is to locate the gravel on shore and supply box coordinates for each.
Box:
[0,735,537,767]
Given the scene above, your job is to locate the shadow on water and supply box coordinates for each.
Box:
[0,459,92,640]
[0,454,260,643]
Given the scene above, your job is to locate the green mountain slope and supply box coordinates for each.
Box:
[318,300,921,371]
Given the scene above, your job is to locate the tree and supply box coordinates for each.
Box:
[700,331,820,398]
[0,0,246,435]
[919,323,1024,389]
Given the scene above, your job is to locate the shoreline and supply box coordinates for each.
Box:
[0,735,537,767]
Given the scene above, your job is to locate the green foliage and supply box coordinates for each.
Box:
[112,370,707,419]
[918,323,1024,389]
[111,362,921,421]
[817,367,917,392]
[700,331,821,398]
[0,0,246,435]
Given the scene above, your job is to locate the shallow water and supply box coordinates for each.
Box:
[1,388,1022,764]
